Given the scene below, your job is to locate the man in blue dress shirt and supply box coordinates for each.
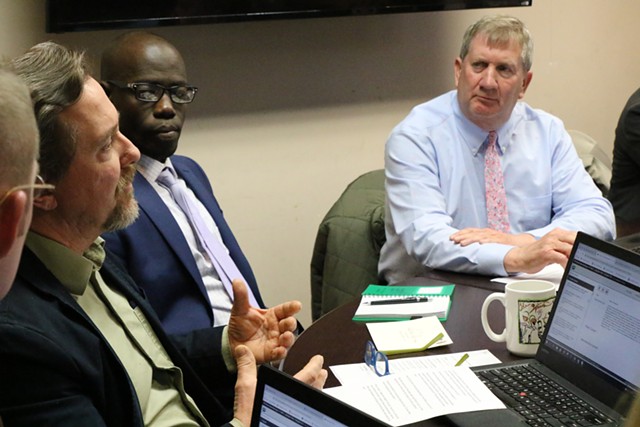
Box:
[379,15,615,284]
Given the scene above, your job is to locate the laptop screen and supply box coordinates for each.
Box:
[251,365,389,427]
[256,384,350,426]
[537,232,640,411]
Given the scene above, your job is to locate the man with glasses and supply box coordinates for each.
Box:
[0,41,326,426]
[0,69,49,300]
[101,32,268,343]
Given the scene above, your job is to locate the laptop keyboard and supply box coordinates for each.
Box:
[477,365,615,427]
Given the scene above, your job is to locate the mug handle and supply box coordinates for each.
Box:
[481,292,506,342]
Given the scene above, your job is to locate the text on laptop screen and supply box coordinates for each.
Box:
[258,384,350,426]
[545,240,640,391]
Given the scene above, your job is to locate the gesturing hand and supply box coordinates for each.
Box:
[228,279,300,364]
[232,349,328,426]
[232,345,257,427]
[293,354,328,389]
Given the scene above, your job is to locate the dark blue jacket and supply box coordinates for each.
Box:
[103,155,265,336]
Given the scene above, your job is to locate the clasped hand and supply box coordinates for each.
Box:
[450,228,535,247]
[450,227,577,274]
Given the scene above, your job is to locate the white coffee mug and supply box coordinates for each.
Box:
[481,280,556,357]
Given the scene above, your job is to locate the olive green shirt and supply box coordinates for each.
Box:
[26,232,208,426]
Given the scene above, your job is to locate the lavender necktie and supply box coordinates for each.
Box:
[157,167,260,308]
[484,131,511,233]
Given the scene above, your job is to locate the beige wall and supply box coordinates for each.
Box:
[3,0,640,325]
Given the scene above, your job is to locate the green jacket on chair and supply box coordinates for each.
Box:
[310,169,387,321]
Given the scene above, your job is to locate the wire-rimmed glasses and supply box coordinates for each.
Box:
[364,340,390,376]
[107,80,198,104]
[0,175,55,207]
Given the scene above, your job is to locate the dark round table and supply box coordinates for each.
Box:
[282,274,524,426]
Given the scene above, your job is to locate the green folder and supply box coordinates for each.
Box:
[352,284,455,322]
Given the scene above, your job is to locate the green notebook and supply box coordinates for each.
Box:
[352,284,455,322]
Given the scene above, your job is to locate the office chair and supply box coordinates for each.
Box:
[568,129,612,197]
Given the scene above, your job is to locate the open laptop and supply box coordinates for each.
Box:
[448,232,640,427]
[251,364,390,426]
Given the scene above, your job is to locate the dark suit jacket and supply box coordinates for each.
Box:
[609,87,640,223]
[0,247,234,427]
[103,155,265,336]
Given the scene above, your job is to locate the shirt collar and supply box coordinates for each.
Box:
[137,154,175,184]
[26,231,106,296]
[453,92,523,156]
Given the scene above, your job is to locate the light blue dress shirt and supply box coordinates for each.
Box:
[379,90,615,282]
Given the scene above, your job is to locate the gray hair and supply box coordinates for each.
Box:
[9,41,90,184]
[459,15,534,72]
[0,68,39,191]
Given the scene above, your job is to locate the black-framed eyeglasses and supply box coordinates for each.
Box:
[108,80,198,104]
[0,175,55,207]
[364,340,390,376]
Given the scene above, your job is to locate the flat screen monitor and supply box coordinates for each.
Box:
[47,0,532,33]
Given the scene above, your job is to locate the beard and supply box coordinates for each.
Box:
[103,164,139,232]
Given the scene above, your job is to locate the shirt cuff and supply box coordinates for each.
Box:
[475,243,514,276]
[222,325,237,373]
[229,418,245,427]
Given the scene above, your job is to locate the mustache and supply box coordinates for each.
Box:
[117,164,137,194]
[104,163,139,232]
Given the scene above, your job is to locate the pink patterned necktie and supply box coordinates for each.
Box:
[484,131,510,232]
[157,167,260,308]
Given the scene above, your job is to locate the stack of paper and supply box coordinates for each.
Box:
[326,350,504,426]
[353,284,454,322]
[326,364,504,426]
[366,315,452,355]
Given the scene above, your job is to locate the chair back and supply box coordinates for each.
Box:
[568,129,612,196]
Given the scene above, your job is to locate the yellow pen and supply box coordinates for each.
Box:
[454,353,469,366]
[424,332,444,349]
[381,331,445,356]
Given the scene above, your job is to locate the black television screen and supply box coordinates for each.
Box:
[47,0,532,33]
